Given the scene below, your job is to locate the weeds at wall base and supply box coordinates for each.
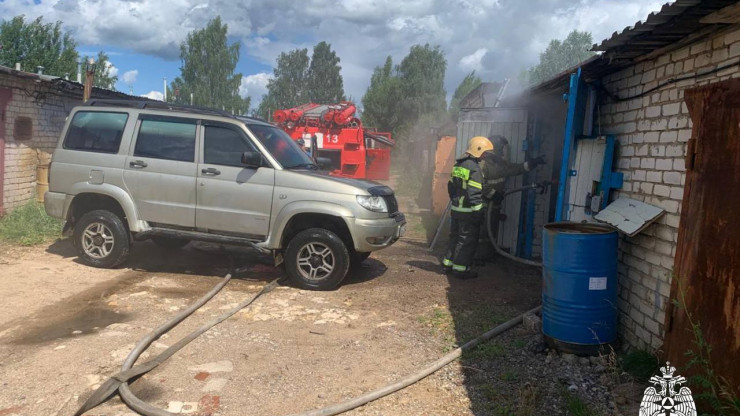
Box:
[0,200,62,246]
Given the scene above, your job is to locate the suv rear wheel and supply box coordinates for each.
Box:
[73,210,130,268]
[284,228,350,290]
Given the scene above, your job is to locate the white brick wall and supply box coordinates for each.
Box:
[599,25,740,350]
[2,75,83,212]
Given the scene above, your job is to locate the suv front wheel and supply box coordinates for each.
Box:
[73,210,131,268]
[284,228,350,290]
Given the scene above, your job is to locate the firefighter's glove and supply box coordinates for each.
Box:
[525,156,546,170]
[490,191,504,205]
[536,180,552,194]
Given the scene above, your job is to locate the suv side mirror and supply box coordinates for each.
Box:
[241,151,263,168]
[316,157,332,169]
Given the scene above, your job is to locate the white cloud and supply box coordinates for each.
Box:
[459,48,488,73]
[104,61,118,78]
[0,0,667,102]
[122,70,138,85]
[141,90,164,101]
[239,72,272,108]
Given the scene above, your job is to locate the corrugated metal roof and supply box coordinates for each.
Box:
[0,64,145,100]
[523,0,739,96]
[592,0,737,58]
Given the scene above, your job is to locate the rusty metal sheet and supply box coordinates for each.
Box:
[664,78,740,392]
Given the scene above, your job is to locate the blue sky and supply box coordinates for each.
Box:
[1,0,666,109]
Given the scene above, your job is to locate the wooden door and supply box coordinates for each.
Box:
[663,79,740,391]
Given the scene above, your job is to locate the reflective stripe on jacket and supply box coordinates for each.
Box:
[448,156,484,213]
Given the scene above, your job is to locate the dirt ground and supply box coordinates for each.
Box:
[0,188,644,416]
[0,225,557,416]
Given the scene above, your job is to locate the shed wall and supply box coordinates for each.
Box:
[598,25,740,350]
[1,74,82,211]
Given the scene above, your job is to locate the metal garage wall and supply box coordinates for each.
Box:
[456,107,528,253]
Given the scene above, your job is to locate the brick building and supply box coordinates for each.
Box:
[509,0,740,384]
[596,25,740,351]
[0,65,140,215]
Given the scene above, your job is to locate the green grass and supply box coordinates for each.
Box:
[0,200,62,245]
[418,307,456,350]
[418,304,513,354]
[452,304,509,341]
[512,339,528,349]
[564,391,597,416]
[620,349,659,382]
[478,383,515,416]
[500,370,519,382]
[467,341,507,359]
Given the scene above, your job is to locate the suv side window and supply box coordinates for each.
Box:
[204,124,257,167]
[63,111,129,153]
[134,117,197,162]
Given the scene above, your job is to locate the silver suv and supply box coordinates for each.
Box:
[45,100,405,290]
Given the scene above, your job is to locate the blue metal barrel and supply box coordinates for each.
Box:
[542,222,618,354]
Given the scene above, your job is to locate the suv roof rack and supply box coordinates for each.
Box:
[84,99,239,119]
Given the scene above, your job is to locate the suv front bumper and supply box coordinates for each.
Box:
[351,213,406,252]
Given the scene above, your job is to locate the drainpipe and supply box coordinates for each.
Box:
[0,88,12,216]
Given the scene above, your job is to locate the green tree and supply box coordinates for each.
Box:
[524,30,595,86]
[170,17,249,114]
[449,71,482,120]
[82,51,118,90]
[306,41,344,103]
[361,56,404,133]
[257,48,310,119]
[0,15,78,77]
[397,44,447,121]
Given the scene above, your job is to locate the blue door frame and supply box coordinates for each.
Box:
[555,68,588,221]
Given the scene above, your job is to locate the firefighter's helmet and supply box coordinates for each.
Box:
[466,136,494,158]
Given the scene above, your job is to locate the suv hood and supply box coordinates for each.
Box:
[276,169,393,196]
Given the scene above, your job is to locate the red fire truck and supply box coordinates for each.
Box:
[272,101,394,180]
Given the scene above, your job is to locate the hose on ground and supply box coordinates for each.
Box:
[75,271,235,415]
[76,242,539,416]
[486,187,543,268]
[75,268,282,416]
[119,278,281,416]
[287,305,541,416]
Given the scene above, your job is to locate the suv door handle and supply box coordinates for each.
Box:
[201,167,221,176]
[129,160,148,168]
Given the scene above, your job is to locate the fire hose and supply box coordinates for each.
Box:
[75,268,282,416]
[484,183,549,268]
[75,268,540,416]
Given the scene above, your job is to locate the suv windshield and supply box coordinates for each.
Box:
[246,123,314,169]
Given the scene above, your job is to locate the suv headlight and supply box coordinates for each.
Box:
[356,195,388,213]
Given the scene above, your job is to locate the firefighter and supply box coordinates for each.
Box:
[477,135,545,259]
[479,135,545,206]
[442,136,492,279]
